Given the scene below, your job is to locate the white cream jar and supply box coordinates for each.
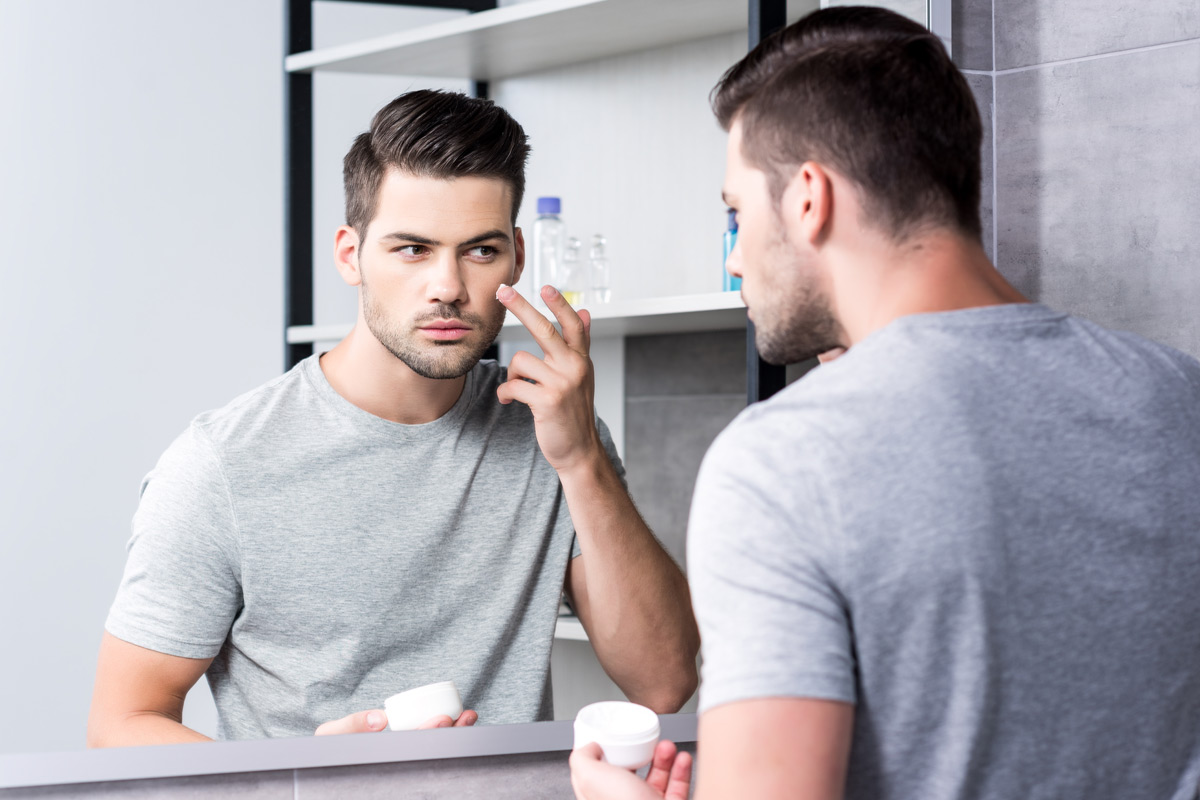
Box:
[384,681,463,731]
[573,701,661,770]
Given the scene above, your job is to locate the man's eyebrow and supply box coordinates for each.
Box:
[380,231,440,246]
[459,229,511,247]
[377,230,511,247]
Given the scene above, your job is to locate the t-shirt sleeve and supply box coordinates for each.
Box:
[565,414,626,560]
[687,414,856,712]
[105,423,242,659]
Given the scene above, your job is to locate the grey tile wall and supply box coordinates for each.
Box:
[953,0,993,71]
[965,72,995,263]
[994,0,1200,69]
[0,771,293,800]
[624,331,746,572]
[626,330,745,397]
[995,40,1200,356]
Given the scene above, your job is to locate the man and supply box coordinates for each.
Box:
[88,90,699,746]
[572,7,1200,799]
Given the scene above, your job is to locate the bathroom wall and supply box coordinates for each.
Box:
[0,0,286,754]
[957,0,1200,357]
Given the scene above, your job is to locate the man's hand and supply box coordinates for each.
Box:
[570,740,693,800]
[314,708,478,735]
[495,284,602,474]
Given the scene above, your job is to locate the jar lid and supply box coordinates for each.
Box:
[575,701,660,744]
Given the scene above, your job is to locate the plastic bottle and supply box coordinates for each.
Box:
[560,237,587,306]
[723,209,741,292]
[531,197,565,303]
[588,234,611,304]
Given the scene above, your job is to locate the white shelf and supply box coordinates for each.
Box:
[286,291,747,344]
[555,615,589,641]
[285,0,753,80]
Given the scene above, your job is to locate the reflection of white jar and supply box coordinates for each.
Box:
[384,681,463,731]
[573,701,661,770]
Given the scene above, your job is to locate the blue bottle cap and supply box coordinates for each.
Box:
[537,197,562,214]
[726,208,738,232]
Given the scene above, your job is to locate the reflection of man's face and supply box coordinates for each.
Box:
[722,120,841,365]
[357,169,524,379]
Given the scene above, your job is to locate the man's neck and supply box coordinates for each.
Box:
[318,323,467,425]
[831,229,1028,346]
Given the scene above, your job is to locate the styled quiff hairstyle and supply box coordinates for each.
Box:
[712,6,982,240]
[343,89,531,238]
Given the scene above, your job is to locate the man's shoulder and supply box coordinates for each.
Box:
[188,359,315,449]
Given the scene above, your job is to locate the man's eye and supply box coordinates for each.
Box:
[395,245,427,256]
[467,246,497,258]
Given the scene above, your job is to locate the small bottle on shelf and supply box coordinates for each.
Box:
[723,208,741,292]
[588,234,611,304]
[531,197,565,304]
[560,236,587,306]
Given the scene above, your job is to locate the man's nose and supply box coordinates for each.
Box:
[426,252,468,305]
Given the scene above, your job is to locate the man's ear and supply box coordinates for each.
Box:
[511,226,526,286]
[782,161,834,248]
[334,225,363,287]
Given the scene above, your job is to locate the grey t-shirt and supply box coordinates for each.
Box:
[689,303,1200,799]
[106,355,621,740]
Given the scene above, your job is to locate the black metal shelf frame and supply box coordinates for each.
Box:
[284,0,791,402]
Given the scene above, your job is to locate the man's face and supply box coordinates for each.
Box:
[354,169,523,379]
[722,120,842,365]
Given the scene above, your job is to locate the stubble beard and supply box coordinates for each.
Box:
[753,223,843,366]
[361,275,505,380]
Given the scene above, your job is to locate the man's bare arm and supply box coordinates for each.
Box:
[562,467,700,713]
[695,698,854,800]
[87,632,214,747]
[496,283,700,713]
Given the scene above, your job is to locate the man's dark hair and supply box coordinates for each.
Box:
[712,6,982,241]
[343,89,531,238]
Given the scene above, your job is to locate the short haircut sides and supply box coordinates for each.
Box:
[343,89,532,238]
[712,6,983,241]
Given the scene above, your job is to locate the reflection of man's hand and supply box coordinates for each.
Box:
[569,740,692,800]
[314,708,478,735]
[496,284,602,474]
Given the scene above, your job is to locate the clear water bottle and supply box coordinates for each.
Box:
[588,234,611,304]
[560,237,587,307]
[531,197,565,303]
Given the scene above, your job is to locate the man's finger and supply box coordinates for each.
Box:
[416,714,454,730]
[416,707,476,730]
[569,741,605,767]
[496,375,541,408]
[497,284,567,358]
[645,740,679,794]
[507,349,559,388]
[577,307,592,354]
[664,750,693,800]
[314,709,388,736]
[540,285,589,355]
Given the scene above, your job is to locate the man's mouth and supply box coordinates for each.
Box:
[420,320,472,341]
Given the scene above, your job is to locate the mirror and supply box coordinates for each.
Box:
[0,0,949,768]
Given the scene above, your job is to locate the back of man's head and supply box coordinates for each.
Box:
[343,89,531,239]
[712,6,982,242]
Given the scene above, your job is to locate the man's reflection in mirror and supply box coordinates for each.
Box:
[88,90,699,746]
